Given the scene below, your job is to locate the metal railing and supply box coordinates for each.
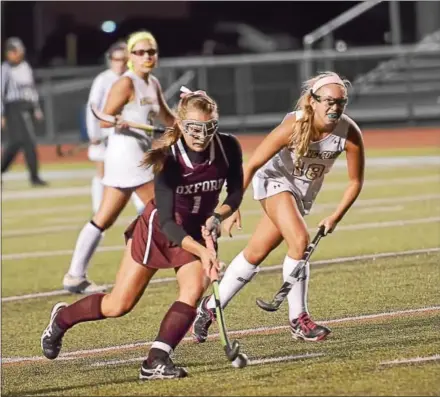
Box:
[33,43,440,142]
[302,0,383,78]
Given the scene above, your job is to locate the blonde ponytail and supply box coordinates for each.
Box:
[142,125,181,174]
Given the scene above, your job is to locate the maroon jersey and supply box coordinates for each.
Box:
[169,134,230,241]
[125,132,243,269]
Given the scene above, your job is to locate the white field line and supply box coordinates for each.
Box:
[357,205,403,213]
[3,193,439,222]
[3,193,439,236]
[4,205,91,218]
[2,156,438,184]
[2,305,439,365]
[90,352,326,368]
[2,175,438,202]
[3,216,440,261]
[380,354,440,366]
[2,169,96,182]
[2,216,137,238]
[2,247,439,303]
[248,353,325,366]
[2,186,91,201]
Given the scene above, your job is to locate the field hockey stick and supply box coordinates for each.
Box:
[202,227,240,362]
[55,132,111,158]
[256,225,326,312]
[90,104,166,135]
[55,142,88,157]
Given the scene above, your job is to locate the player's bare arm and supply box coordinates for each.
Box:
[318,120,365,233]
[244,114,295,190]
[152,76,175,127]
[223,115,293,235]
[214,135,244,221]
[100,76,134,128]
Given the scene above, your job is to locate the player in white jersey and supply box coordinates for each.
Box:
[192,71,365,343]
[85,41,145,215]
[63,31,175,294]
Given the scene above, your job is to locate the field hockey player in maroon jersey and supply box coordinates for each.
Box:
[41,89,244,380]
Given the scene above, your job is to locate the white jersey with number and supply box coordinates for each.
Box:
[253,110,351,215]
[86,69,119,162]
[102,70,160,188]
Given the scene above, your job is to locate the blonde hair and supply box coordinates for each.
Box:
[290,71,350,166]
[142,92,218,174]
[126,31,157,71]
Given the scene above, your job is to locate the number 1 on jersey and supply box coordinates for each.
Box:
[191,195,202,214]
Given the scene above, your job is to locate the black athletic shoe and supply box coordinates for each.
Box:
[139,355,188,380]
[290,312,331,342]
[41,302,68,359]
[31,178,49,187]
[191,296,216,343]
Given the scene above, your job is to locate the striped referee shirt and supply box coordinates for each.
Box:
[1,60,40,115]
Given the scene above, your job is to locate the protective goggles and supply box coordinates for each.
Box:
[181,119,219,141]
[311,91,348,107]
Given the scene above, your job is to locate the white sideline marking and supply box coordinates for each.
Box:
[4,205,91,218]
[2,216,137,237]
[357,205,403,214]
[248,352,325,366]
[227,217,440,242]
[2,169,96,181]
[2,193,437,237]
[2,186,90,201]
[2,156,438,183]
[2,175,438,201]
[2,306,439,365]
[90,352,325,368]
[4,193,439,221]
[2,247,439,303]
[3,216,440,261]
[380,354,440,366]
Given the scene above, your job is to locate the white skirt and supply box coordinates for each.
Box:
[102,133,154,188]
[252,174,308,216]
[87,142,107,162]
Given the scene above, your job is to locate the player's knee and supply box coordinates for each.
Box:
[243,245,269,265]
[92,213,115,230]
[178,284,204,307]
[287,232,310,259]
[101,295,134,317]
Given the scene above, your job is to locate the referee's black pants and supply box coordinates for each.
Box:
[1,101,42,182]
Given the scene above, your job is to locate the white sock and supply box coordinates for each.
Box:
[67,222,103,278]
[91,177,104,214]
[207,251,259,310]
[131,192,145,215]
[282,255,309,323]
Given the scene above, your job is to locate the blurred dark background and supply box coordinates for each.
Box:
[1,1,439,139]
[0,1,424,66]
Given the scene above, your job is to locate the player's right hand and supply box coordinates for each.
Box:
[222,209,242,238]
[200,248,220,280]
[1,117,5,129]
[115,114,129,130]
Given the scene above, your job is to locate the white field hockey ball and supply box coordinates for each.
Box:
[231,353,249,368]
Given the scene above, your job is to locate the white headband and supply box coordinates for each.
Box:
[311,75,345,93]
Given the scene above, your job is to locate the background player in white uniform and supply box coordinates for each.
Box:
[192,71,365,343]
[63,31,175,293]
[86,41,145,215]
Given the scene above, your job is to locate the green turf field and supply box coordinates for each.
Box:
[2,147,439,396]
